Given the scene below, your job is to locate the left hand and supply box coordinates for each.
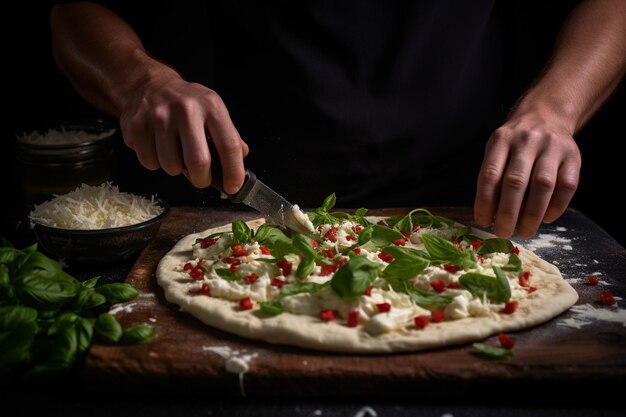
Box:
[473,111,582,239]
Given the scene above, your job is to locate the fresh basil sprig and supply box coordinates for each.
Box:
[280,282,326,296]
[253,224,293,259]
[421,234,476,269]
[387,208,454,231]
[381,246,430,280]
[477,238,513,255]
[215,268,241,281]
[259,301,284,316]
[458,266,511,303]
[472,342,514,360]
[501,253,522,273]
[357,224,404,247]
[232,220,253,244]
[330,256,379,299]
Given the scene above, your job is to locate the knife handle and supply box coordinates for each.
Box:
[209,151,257,204]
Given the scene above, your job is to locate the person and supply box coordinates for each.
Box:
[49,1,626,239]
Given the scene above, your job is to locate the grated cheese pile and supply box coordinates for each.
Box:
[17,127,115,145]
[29,182,164,230]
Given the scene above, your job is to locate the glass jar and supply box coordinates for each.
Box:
[13,118,117,210]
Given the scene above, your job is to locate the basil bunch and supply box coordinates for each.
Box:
[0,238,154,381]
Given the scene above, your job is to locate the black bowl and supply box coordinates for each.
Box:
[31,197,170,264]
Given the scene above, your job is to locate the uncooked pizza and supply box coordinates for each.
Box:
[156,194,578,353]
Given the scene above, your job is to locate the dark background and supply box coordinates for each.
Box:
[2,1,624,247]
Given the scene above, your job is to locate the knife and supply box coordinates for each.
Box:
[210,162,314,237]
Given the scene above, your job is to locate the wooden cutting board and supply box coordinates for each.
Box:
[77,207,626,398]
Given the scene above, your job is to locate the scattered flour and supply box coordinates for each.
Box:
[354,407,377,417]
[556,226,568,232]
[557,304,626,329]
[525,234,573,251]
[109,302,137,315]
[313,410,323,416]
[202,345,259,397]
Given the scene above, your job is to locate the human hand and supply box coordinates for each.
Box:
[473,112,582,239]
[118,71,249,193]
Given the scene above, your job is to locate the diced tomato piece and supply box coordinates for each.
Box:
[363,286,373,297]
[430,278,446,293]
[271,278,286,288]
[229,263,238,272]
[498,333,516,349]
[200,238,218,249]
[260,246,271,255]
[276,259,293,276]
[243,273,259,284]
[376,303,391,313]
[526,287,537,293]
[519,271,531,287]
[189,282,210,295]
[378,252,394,263]
[224,257,241,265]
[336,257,348,268]
[352,225,363,234]
[231,244,248,257]
[347,310,359,327]
[353,248,362,255]
[446,281,462,289]
[400,230,411,239]
[183,262,193,271]
[470,240,483,250]
[476,254,485,264]
[412,224,421,232]
[503,300,519,314]
[324,226,338,242]
[189,267,204,280]
[414,315,430,329]
[392,238,407,246]
[431,310,445,323]
[319,309,334,321]
[321,249,336,258]
[587,275,599,285]
[311,239,320,248]
[239,296,253,310]
[443,264,461,273]
[600,291,617,306]
[320,264,338,276]
[346,235,357,241]
[510,247,520,255]
[453,241,462,249]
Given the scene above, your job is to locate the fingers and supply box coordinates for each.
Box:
[543,155,581,223]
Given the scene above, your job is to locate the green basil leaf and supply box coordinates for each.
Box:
[0,237,14,248]
[472,342,514,360]
[13,270,79,310]
[216,268,241,281]
[94,313,122,342]
[0,264,10,286]
[459,266,511,303]
[194,232,223,245]
[259,301,284,316]
[14,250,62,280]
[295,258,315,279]
[95,283,139,304]
[253,225,293,258]
[421,234,476,268]
[501,253,522,272]
[477,238,514,255]
[321,193,337,212]
[26,324,78,379]
[280,282,325,296]
[0,247,18,265]
[73,287,107,311]
[0,321,38,368]
[0,305,38,329]
[292,234,319,260]
[352,208,371,226]
[232,220,252,244]
[330,256,378,299]
[453,226,472,241]
[121,324,155,344]
[81,277,99,289]
[357,224,404,247]
[381,247,430,280]
[401,282,453,311]
[75,317,95,355]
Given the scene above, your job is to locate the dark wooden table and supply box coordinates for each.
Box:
[5,206,626,416]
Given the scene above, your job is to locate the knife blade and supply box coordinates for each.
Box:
[210,165,314,237]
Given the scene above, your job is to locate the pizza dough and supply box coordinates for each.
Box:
[156,213,578,353]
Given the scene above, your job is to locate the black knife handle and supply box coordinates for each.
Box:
[209,147,257,203]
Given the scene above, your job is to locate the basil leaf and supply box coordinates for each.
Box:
[402,282,453,311]
[81,277,99,289]
[14,250,62,280]
[216,268,241,281]
[421,234,476,268]
[73,287,107,311]
[295,258,315,279]
[96,283,139,304]
[472,342,513,360]
[280,282,325,296]
[194,232,223,245]
[0,305,39,328]
[501,253,522,273]
[0,264,10,286]
[94,313,122,342]
[330,256,378,299]
[232,220,252,244]
[459,266,511,303]
[121,324,156,344]
[26,324,78,379]
[0,247,18,265]
[477,238,514,255]
[253,225,293,258]
[357,224,404,247]
[292,234,319,260]
[0,321,38,369]
[453,226,472,242]
[13,270,79,310]
[382,247,430,280]
[259,301,284,316]
[322,193,337,212]
[352,207,371,226]
[75,317,95,355]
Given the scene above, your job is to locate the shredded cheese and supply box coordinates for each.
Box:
[17,128,115,145]
[29,182,164,230]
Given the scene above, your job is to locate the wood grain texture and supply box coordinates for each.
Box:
[77,207,626,398]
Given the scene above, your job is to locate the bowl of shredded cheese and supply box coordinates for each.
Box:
[29,182,169,263]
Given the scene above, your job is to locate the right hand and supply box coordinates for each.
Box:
[119,71,249,193]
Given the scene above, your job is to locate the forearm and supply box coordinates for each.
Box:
[49,2,179,116]
[511,0,626,134]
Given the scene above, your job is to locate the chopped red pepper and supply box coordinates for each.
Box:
[231,244,248,257]
[431,310,445,323]
[311,239,320,248]
[519,271,531,287]
[347,310,359,327]
[378,252,394,263]
[353,248,362,255]
[376,302,391,313]
[239,296,253,310]
[189,282,210,295]
[183,262,193,271]
[352,225,363,234]
[229,263,239,272]
[189,267,204,280]
[224,257,241,265]
[336,257,348,268]
[243,273,259,284]
[443,264,462,273]
[363,285,373,297]
[321,249,336,258]
[276,259,293,276]
[600,290,617,306]
[453,241,462,249]
[526,286,537,293]
[470,240,483,250]
[200,238,218,249]
[510,247,520,255]
[498,333,516,349]
[324,226,338,242]
[392,238,407,246]
[430,278,446,293]
[503,300,519,314]
[320,264,338,276]
[400,230,411,239]
[346,235,357,241]
[412,224,421,232]
[414,315,430,329]
[587,275,599,285]
[446,281,462,289]
[271,278,286,288]
[260,246,271,255]
[319,309,334,321]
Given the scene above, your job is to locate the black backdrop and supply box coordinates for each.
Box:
[3,1,624,247]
